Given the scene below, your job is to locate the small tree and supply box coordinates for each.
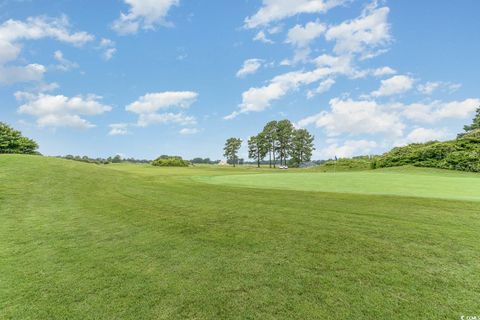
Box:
[248,133,268,168]
[290,129,315,166]
[0,122,38,154]
[459,107,480,138]
[223,137,242,167]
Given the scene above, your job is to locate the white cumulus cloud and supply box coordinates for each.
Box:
[16,93,112,129]
[325,5,391,59]
[226,54,355,119]
[286,20,326,47]
[109,123,130,136]
[126,91,198,127]
[245,0,345,29]
[112,0,180,35]
[321,139,378,158]
[99,38,117,60]
[372,66,396,77]
[53,50,79,71]
[236,59,263,78]
[253,30,274,44]
[403,99,480,123]
[0,16,93,85]
[179,127,200,135]
[297,98,405,137]
[417,81,462,95]
[137,112,196,127]
[371,75,414,97]
[307,78,335,98]
[0,64,46,84]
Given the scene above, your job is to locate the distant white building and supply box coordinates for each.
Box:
[218,160,228,166]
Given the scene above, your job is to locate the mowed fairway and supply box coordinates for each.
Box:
[1,155,480,319]
[198,168,480,202]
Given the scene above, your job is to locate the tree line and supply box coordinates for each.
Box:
[61,154,151,165]
[224,119,315,168]
[190,157,220,164]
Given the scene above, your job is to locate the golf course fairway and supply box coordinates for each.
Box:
[1,155,479,319]
[197,168,480,201]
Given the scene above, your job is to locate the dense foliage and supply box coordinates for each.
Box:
[289,128,315,167]
[374,131,480,172]
[0,122,39,155]
[318,157,375,172]
[247,119,315,168]
[248,133,269,168]
[371,109,480,172]
[152,155,190,167]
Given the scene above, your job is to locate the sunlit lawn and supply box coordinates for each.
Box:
[1,155,479,319]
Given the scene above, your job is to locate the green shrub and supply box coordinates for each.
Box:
[316,157,375,172]
[152,155,190,167]
[376,135,480,173]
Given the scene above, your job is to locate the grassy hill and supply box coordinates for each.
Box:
[1,155,480,319]
[375,129,480,172]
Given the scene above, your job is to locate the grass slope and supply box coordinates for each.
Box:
[1,155,480,319]
[198,167,480,201]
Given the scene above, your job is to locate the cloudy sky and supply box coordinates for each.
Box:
[1,0,479,160]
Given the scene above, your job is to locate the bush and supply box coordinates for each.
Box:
[314,157,375,172]
[152,155,190,167]
[376,134,480,173]
[440,151,480,172]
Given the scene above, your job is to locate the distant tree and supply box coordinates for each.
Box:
[276,119,294,166]
[248,133,269,167]
[191,157,213,164]
[262,121,278,168]
[459,106,480,138]
[111,155,122,163]
[290,129,315,166]
[0,122,38,154]
[223,137,242,167]
[191,157,204,164]
[60,154,148,165]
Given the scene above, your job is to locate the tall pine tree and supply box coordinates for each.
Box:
[275,120,294,166]
[248,133,269,168]
[262,121,278,168]
[290,129,315,166]
[223,137,242,167]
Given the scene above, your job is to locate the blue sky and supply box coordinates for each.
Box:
[1,0,479,160]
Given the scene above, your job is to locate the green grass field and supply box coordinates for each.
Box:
[1,155,480,319]
[198,167,480,201]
